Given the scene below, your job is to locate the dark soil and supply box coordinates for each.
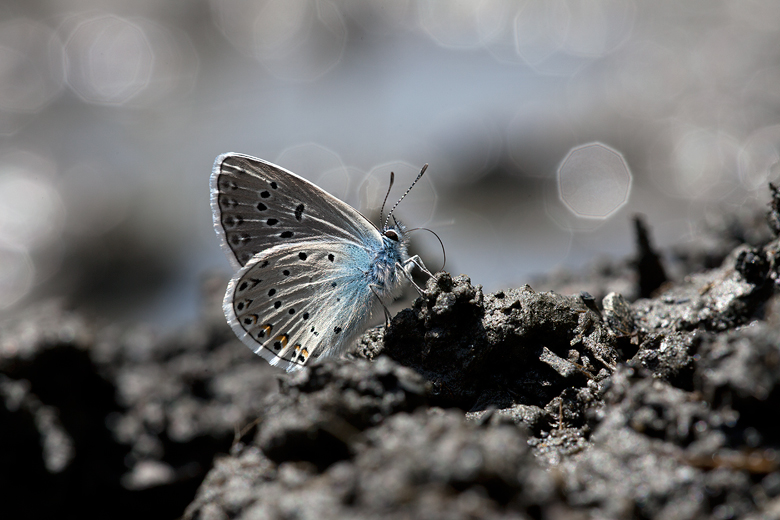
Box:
[4,188,780,519]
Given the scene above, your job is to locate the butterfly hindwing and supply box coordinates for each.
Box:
[224,240,378,371]
[211,153,381,268]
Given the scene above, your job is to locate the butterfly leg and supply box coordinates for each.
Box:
[396,261,427,296]
[404,255,434,278]
[398,255,435,295]
[370,284,393,326]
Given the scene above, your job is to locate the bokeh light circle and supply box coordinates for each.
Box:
[738,125,780,192]
[63,14,155,105]
[0,18,64,113]
[557,142,632,219]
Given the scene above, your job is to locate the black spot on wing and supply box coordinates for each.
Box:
[258,323,272,338]
[224,215,244,228]
[219,195,238,208]
[230,233,251,246]
[220,179,238,190]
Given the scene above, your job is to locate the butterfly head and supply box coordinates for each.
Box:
[382,219,409,248]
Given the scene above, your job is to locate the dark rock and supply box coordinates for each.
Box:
[735,246,771,286]
[633,241,778,334]
[629,331,698,390]
[8,188,780,519]
[466,403,546,433]
[368,273,619,412]
[0,296,278,519]
[633,215,668,298]
[255,357,427,469]
[694,322,780,439]
[768,183,780,237]
[602,292,635,337]
[185,404,564,520]
[567,366,761,519]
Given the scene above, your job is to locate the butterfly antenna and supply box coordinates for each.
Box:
[384,163,428,229]
[379,171,395,227]
[407,227,447,271]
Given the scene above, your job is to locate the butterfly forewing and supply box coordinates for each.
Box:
[225,240,377,371]
[211,153,380,268]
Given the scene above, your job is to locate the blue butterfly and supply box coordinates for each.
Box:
[211,153,433,371]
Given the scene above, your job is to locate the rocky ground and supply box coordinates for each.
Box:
[3,187,780,519]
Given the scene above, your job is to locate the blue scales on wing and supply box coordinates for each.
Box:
[224,240,379,371]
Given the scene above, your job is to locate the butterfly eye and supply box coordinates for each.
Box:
[384,229,399,241]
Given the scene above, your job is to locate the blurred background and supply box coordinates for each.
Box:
[1,0,779,327]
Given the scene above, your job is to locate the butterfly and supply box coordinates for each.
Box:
[210,153,434,371]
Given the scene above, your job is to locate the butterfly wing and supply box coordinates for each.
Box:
[224,239,380,371]
[211,153,381,269]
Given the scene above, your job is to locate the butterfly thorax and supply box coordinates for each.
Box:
[366,223,410,299]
